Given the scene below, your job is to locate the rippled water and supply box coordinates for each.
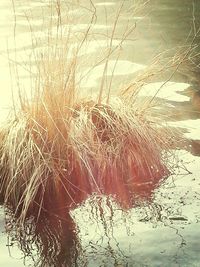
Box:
[0,1,200,266]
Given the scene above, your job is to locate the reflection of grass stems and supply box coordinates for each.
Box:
[0,1,185,224]
[5,210,80,267]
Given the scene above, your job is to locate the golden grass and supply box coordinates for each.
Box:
[0,0,186,224]
[0,51,176,224]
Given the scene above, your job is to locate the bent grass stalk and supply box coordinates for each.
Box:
[0,0,184,224]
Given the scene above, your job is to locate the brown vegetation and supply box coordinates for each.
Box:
[0,0,183,224]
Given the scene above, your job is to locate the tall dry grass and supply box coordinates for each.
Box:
[0,0,187,224]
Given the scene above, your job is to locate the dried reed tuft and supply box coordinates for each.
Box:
[0,1,182,224]
[0,53,176,224]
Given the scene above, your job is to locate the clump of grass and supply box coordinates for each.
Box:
[0,0,182,224]
[0,48,176,224]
